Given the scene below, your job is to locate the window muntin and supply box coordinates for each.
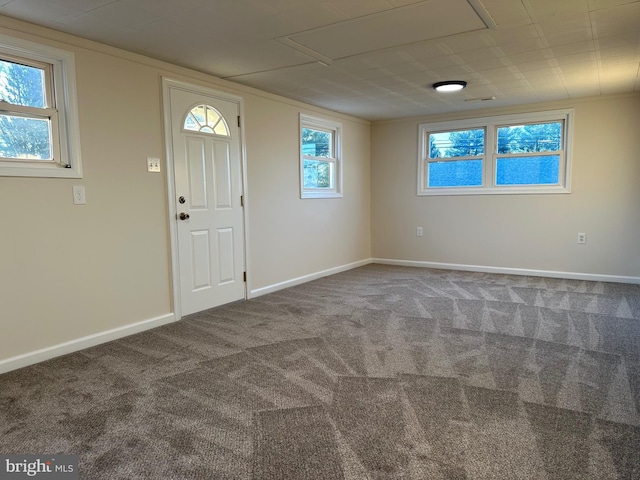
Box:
[0,34,82,178]
[300,114,342,198]
[183,104,229,136]
[418,110,572,195]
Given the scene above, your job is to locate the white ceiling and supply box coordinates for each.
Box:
[0,0,638,120]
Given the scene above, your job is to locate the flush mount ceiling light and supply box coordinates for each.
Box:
[433,80,467,92]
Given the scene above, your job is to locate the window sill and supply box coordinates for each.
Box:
[0,161,82,178]
[301,191,343,199]
[418,185,571,196]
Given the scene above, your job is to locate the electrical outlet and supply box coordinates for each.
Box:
[416,226,423,237]
[72,185,86,205]
[147,157,161,173]
[577,232,586,244]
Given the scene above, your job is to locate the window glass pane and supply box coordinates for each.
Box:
[428,160,482,187]
[497,122,562,154]
[184,104,230,136]
[302,127,331,157]
[0,114,52,160]
[185,114,198,131]
[303,159,334,188]
[496,155,560,185]
[213,120,229,136]
[429,129,484,159]
[0,59,46,108]
[205,107,220,127]
[192,105,205,123]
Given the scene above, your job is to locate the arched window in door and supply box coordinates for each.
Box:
[183,104,230,136]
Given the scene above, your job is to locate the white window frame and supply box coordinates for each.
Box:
[417,109,573,196]
[0,34,82,178]
[300,113,342,199]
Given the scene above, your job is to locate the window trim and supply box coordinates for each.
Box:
[0,33,82,178]
[300,113,342,199]
[417,109,573,196]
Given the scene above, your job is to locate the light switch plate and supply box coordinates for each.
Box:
[147,157,161,173]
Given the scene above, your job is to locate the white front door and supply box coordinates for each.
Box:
[165,81,245,316]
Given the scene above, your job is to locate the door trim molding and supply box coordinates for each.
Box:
[161,77,249,320]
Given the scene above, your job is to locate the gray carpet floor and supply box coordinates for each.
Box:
[1,264,640,479]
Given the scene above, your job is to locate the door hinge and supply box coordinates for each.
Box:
[240,195,244,207]
[243,271,247,282]
[237,115,241,127]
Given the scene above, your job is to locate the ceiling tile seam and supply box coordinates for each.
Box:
[282,27,492,65]
[273,0,496,50]
[221,59,323,80]
[466,0,497,29]
[588,11,604,94]
[229,25,491,81]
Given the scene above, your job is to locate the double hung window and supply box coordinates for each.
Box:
[300,114,342,198]
[418,109,573,195]
[0,34,82,178]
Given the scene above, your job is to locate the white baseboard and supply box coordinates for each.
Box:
[372,258,640,284]
[249,259,373,298]
[0,313,176,375]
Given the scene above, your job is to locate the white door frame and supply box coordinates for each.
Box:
[162,77,250,320]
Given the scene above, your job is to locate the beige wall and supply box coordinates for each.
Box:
[0,17,371,365]
[246,97,371,289]
[371,95,640,278]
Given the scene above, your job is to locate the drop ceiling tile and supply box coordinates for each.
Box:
[558,60,599,73]
[400,43,459,61]
[135,0,201,18]
[287,0,488,59]
[0,0,79,23]
[49,0,116,12]
[597,35,640,51]
[488,30,546,55]
[53,11,137,45]
[436,30,500,54]
[554,51,599,65]
[107,19,186,56]
[275,2,350,31]
[590,1,640,37]
[535,10,591,28]
[86,0,163,29]
[480,0,532,26]
[587,0,640,11]
[568,86,602,97]
[497,58,555,72]
[539,27,594,47]
[550,40,596,57]
[506,49,555,64]
[320,0,396,19]
[416,55,467,69]
[560,70,600,83]
[600,79,637,94]
[525,0,590,19]
[462,55,514,70]
[456,46,507,63]
[599,61,640,75]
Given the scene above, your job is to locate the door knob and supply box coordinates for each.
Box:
[179,212,190,220]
